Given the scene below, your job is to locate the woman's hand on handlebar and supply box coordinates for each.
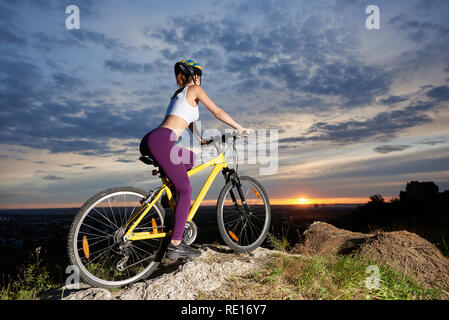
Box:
[236,126,251,138]
[200,138,214,145]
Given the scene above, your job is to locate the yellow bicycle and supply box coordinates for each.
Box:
[67,132,271,288]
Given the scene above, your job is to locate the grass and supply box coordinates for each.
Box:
[286,254,442,300]
[3,231,446,300]
[267,233,290,252]
[441,236,449,258]
[200,231,446,300]
[0,247,60,300]
[207,253,444,300]
[267,216,295,252]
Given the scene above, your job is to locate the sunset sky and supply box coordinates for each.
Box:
[1,0,449,208]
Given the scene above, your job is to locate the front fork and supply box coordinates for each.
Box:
[222,168,251,214]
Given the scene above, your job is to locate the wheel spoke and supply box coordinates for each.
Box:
[70,188,165,286]
[219,178,270,249]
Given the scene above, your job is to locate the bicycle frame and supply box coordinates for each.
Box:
[123,152,228,241]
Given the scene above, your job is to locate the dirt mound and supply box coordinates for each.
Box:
[294,222,449,288]
[295,222,372,255]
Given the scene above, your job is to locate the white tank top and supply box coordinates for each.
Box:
[165,86,199,124]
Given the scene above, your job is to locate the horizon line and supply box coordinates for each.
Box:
[0,197,381,210]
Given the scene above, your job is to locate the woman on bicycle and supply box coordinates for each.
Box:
[139,59,249,259]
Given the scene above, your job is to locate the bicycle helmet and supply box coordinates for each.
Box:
[174,59,203,81]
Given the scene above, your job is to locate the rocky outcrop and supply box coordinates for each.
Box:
[42,222,449,300]
[58,244,273,300]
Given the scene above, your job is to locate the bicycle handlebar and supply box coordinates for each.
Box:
[208,129,251,144]
[209,132,235,144]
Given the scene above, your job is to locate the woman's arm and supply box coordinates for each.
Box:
[189,122,213,144]
[188,122,201,140]
[193,85,247,134]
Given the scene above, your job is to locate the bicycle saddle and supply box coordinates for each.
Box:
[139,154,159,167]
[139,154,193,172]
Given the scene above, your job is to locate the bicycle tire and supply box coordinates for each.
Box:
[216,176,271,252]
[67,186,166,289]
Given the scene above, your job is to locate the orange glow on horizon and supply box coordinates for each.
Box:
[270,197,369,205]
[0,197,372,209]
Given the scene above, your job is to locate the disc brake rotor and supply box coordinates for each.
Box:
[183,221,197,246]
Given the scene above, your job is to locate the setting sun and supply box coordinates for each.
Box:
[297,198,309,204]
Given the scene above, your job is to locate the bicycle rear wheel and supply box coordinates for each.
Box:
[67,186,166,288]
[216,176,271,252]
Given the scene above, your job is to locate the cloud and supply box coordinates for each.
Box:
[427,86,449,101]
[2,0,102,18]
[414,0,449,11]
[59,163,82,168]
[388,12,449,73]
[0,1,447,162]
[41,175,65,181]
[31,31,73,52]
[417,137,449,146]
[279,102,436,144]
[52,72,84,89]
[232,79,262,93]
[116,159,134,163]
[0,3,17,21]
[227,55,265,78]
[0,26,27,46]
[379,95,407,105]
[0,55,161,156]
[389,14,449,44]
[147,8,393,109]
[316,155,449,180]
[32,29,128,52]
[299,61,393,107]
[104,59,156,74]
[68,29,128,50]
[373,145,411,154]
[0,58,44,116]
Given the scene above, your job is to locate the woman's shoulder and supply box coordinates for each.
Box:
[188,84,205,96]
[188,84,202,91]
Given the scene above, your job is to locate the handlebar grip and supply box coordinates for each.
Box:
[209,132,236,143]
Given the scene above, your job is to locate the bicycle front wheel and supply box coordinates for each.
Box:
[217,176,271,252]
[67,186,166,288]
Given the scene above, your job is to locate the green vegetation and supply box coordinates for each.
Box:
[441,236,449,258]
[257,253,443,300]
[203,231,446,300]
[267,232,290,252]
[261,231,445,300]
[216,251,444,300]
[0,247,60,300]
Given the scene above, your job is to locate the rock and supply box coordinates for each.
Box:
[64,288,112,300]
[61,244,273,300]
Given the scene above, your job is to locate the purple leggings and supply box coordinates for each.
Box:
[140,127,195,241]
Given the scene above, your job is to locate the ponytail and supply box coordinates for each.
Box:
[171,72,198,99]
